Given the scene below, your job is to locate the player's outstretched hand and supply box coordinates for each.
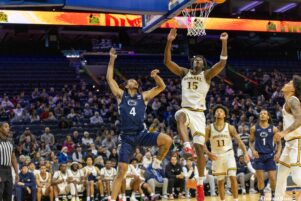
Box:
[109,47,117,59]
[208,152,218,161]
[168,28,177,41]
[151,69,160,78]
[220,32,228,41]
[252,150,259,159]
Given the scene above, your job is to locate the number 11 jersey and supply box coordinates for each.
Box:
[209,123,233,154]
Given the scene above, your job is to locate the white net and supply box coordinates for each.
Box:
[182,0,215,36]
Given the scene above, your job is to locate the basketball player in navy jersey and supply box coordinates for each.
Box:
[249,109,282,201]
[107,48,172,201]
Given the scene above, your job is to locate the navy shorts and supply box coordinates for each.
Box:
[254,153,276,171]
[118,129,160,164]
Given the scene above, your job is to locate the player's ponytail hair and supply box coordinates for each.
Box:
[293,75,301,101]
[190,55,208,70]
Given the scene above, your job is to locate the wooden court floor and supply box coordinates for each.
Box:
[173,193,299,201]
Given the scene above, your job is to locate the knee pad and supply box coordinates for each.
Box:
[228,170,237,177]
[193,135,205,145]
[217,175,226,181]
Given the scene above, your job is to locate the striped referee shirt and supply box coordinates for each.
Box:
[0,139,14,166]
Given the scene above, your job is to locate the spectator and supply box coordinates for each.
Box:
[58,146,69,163]
[101,135,116,150]
[15,165,37,201]
[19,128,36,144]
[165,156,185,199]
[40,127,55,147]
[142,152,152,168]
[90,112,104,125]
[236,155,257,194]
[82,131,94,146]
[39,142,51,160]
[72,144,83,163]
[72,130,81,144]
[63,135,75,153]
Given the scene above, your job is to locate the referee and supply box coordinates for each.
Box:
[0,122,19,201]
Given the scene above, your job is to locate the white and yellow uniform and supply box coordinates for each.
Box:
[67,169,85,193]
[37,172,50,195]
[100,167,117,181]
[209,123,237,179]
[82,165,99,181]
[279,96,301,167]
[175,70,210,145]
[53,171,70,195]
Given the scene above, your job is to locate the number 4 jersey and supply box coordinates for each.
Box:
[209,123,233,154]
[181,70,210,110]
[254,124,275,154]
[118,92,146,134]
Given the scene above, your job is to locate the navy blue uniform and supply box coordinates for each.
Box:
[254,124,276,171]
[118,92,159,163]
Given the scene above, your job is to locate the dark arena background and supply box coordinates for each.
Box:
[1,0,301,201]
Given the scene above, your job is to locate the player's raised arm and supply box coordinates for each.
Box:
[249,126,259,159]
[106,48,123,99]
[205,32,228,81]
[164,29,188,77]
[143,69,166,103]
[229,125,249,161]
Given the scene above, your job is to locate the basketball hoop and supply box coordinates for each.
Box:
[182,0,217,37]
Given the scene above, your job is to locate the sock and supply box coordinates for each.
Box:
[259,189,264,196]
[150,193,154,196]
[152,158,162,169]
[196,177,204,186]
[271,190,275,198]
[87,197,90,201]
[184,142,191,149]
[131,192,135,198]
[55,198,59,201]
[233,199,238,201]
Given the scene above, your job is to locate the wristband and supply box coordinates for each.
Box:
[220,56,228,60]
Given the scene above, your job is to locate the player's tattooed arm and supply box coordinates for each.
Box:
[106,48,123,99]
[164,29,189,77]
[284,97,301,134]
[205,32,228,82]
[230,125,249,161]
[249,126,259,159]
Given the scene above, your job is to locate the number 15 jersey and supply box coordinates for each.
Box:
[181,70,210,110]
[209,123,233,154]
[118,92,146,134]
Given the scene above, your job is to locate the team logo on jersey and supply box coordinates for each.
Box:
[128,100,137,106]
[137,95,142,99]
[268,129,272,132]
[260,132,268,138]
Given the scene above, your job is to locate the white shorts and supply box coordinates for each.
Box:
[58,183,70,195]
[175,108,206,145]
[279,139,301,168]
[212,150,237,177]
[75,184,85,193]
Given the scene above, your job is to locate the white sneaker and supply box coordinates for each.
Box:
[162,195,168,200]
[242,189,246,194]
[249,188,258,194]
[130,196,138,201]
[264,186,271,193]
[226,189,232,196]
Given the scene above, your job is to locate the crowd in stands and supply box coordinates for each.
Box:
[6,68,289,200]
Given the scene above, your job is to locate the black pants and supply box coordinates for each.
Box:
[0,166,13,201]
[167,178,185,194]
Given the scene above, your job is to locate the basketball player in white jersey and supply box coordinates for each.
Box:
[100,160,117,197]
[52,163,70,201]
[205,105,249,201]
[274,75,301,201]
[164,28,228,201]
[68,162,85,201]
[36,164,53,201]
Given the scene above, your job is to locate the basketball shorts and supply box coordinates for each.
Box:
[175,108,206,145]
[212,149,237,177]
[118,129,160,164]
[75,184,84,193]
[279,139,301,168]
[58,183,70,195]
[254,152,276,171]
